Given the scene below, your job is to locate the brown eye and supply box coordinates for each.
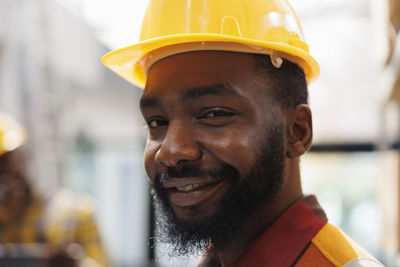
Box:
[202,110,232,119]
[147,119,168,129]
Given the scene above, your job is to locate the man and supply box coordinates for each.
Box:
[103,0,383,266]
[0,112,109,267]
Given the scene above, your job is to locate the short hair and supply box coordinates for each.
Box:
[254,54,308,108]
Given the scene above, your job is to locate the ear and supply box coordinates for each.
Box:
[286,104,313,158]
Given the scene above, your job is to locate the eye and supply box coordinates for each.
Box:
[200,109,233,119]
[146,119,168,129]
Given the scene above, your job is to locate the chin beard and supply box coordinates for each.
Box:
[151,121,285,257]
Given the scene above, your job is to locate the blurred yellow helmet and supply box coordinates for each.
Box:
[0,112,26,156]
[102,0,320,88]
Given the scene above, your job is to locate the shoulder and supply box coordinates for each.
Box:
[45,188,97,223]
[311,223,384,266]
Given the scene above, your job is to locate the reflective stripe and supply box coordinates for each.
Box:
[311,224,382,267]
[343,258,385,267]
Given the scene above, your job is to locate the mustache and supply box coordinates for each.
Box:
[155,164,240,185]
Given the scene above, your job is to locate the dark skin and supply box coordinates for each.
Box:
[141,51,313,267]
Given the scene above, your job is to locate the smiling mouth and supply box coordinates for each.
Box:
[162,177,226,207]
[176,183,207,192]
[163,177,223,191]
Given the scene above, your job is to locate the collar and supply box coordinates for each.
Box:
[230,195,327,267]
[196,195,327,267]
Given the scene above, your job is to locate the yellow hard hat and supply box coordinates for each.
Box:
[0,112,26,156]
[102,0,320,88]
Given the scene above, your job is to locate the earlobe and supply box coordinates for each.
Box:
[286,105,313,158]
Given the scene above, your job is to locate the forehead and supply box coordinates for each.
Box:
[143,51,274,101]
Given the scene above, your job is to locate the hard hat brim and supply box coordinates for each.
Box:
[102,33,320,88]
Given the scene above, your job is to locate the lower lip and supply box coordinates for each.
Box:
[168,180,227,207]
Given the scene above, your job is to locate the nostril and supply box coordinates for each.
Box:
[155,141,202,167]
[154,123,202,166]
[154,146,180,167]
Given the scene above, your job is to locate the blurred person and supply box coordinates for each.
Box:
[103,0,384,266]
[0,112,109,267]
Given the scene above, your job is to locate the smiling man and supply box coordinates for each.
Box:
[103,0,383,266]
[141,51,301,261]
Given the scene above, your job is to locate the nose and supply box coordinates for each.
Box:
[155,121,201,167]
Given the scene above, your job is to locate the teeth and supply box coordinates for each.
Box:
[176,183,205,192]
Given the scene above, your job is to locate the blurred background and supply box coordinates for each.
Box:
[0,0,399,266]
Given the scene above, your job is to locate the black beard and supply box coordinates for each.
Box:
[151,121,285,257]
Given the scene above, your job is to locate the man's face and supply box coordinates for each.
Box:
[141,51,286,252]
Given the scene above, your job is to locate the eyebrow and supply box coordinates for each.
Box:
[181,83,243,101]
[140,97,161,109]
[140,82,243,109]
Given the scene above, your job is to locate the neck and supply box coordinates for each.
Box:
[210,158,303,267]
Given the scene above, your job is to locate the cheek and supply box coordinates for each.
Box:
[201,127,260,175]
